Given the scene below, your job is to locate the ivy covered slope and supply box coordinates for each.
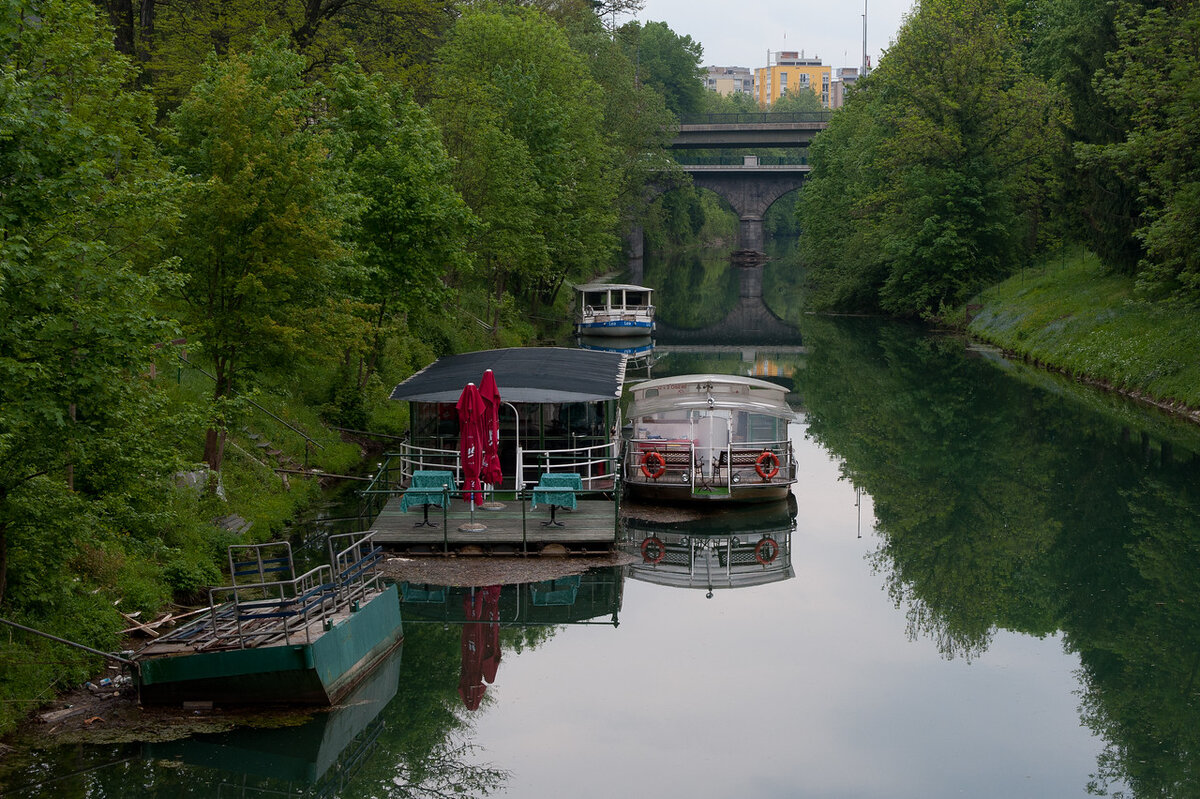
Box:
[968,252,1200,416]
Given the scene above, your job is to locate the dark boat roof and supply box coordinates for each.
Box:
[389,347,627,404]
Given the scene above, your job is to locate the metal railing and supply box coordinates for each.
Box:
[678,111,832,125]
[520,441,619,491]
[198,533,383,651]
[625,438,795,494]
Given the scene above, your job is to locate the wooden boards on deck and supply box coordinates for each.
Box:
[370,495,619,554]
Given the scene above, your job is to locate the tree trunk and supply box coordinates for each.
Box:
[99,0,136,55]
[203,427,226,473]
[203,357,232,473]
[0,521,7,605]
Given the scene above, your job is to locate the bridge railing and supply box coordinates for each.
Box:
[678,112,832,126]
[674,154,809,166]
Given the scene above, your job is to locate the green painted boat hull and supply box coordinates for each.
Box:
[138,584,402,706]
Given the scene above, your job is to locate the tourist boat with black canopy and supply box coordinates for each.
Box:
[623,374,797,503]
[575,282,655,337]
[362,347,627,552]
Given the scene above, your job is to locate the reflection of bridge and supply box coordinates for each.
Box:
[653,282,802,345]
[630,112,830,287]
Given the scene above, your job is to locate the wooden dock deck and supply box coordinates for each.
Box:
[369,495,620,554]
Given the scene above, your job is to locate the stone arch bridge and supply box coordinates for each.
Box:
[628,113,829,295]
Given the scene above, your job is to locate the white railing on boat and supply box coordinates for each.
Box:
[361,440,619,501]
[520,441,618,491]
[624,438,795,493]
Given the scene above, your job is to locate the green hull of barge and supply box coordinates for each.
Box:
[138,584,402,706]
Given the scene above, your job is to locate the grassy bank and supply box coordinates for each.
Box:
[967,251,1200,418]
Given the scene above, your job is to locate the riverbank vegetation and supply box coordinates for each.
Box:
[0,0,698,732]
[969,250,1200,414]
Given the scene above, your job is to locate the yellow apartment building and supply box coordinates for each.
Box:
[755,51,831,108]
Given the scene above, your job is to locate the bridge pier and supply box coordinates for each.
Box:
[739,215,764,253]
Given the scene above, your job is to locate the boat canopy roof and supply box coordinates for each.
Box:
[574,283,653,295]
[389,347,626,405]
[628,373,793,417]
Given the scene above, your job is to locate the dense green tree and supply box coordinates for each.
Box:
[698,88,759,113]
[798,0,1063,317]
[615,19,704,117]
[1088,1,1200,301]
[101,0,455,107]
[432,4,619,321]
[164,37,355,471]
[1024,0,1146,275]
[324,58,476,399]
[770,85,825,113]
[0,0,182,606]
[550,3,678,236]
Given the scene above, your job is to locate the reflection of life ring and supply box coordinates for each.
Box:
[755,451,780,480]
[754,537,779,565]
[641,536,665,564]
[640,451,666,479]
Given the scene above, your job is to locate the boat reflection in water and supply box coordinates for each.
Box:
[143,638,402,792]
[399,568,624,711]
[576,333,656,381]
[622,496,797,597]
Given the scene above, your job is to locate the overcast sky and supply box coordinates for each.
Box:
[629,0,917,72]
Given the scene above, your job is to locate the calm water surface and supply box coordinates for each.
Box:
[6,250,1200,798]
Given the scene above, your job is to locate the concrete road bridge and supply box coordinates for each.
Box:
[672,111,831,149]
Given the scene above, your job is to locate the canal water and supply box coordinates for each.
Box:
[5,246,1200,798]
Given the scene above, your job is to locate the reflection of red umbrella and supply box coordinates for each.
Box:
[480,369,503,486]
[456,382,485,507]
[458,586,503,711]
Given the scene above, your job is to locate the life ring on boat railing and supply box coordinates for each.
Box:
[754,537,779,565]
[755,451,780,480]
[640,451,667,479]
[641,536,665,564]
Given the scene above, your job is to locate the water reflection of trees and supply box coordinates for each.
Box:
[799,315,1200,798]
[642,248,738,329]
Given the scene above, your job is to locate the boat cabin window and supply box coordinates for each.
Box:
[583,291,607,308]
[624,292,648,307]
[732,412,787,443]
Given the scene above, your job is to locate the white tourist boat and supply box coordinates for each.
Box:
[575,283,654,337]
[622,374,797,503]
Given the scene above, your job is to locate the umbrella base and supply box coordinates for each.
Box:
[457,522,489,533]
[480,501,506,510]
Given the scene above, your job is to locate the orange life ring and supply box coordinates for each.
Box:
[754,537,779,565]
[755,451,780,480]
[641,536,665,564]
[640,451,666,479]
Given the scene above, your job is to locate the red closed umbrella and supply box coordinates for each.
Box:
[456,382,485,507]
[480,369,503,486]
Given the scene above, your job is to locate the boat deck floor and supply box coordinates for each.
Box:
[370,495,619,554]
[137,602,353,657]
